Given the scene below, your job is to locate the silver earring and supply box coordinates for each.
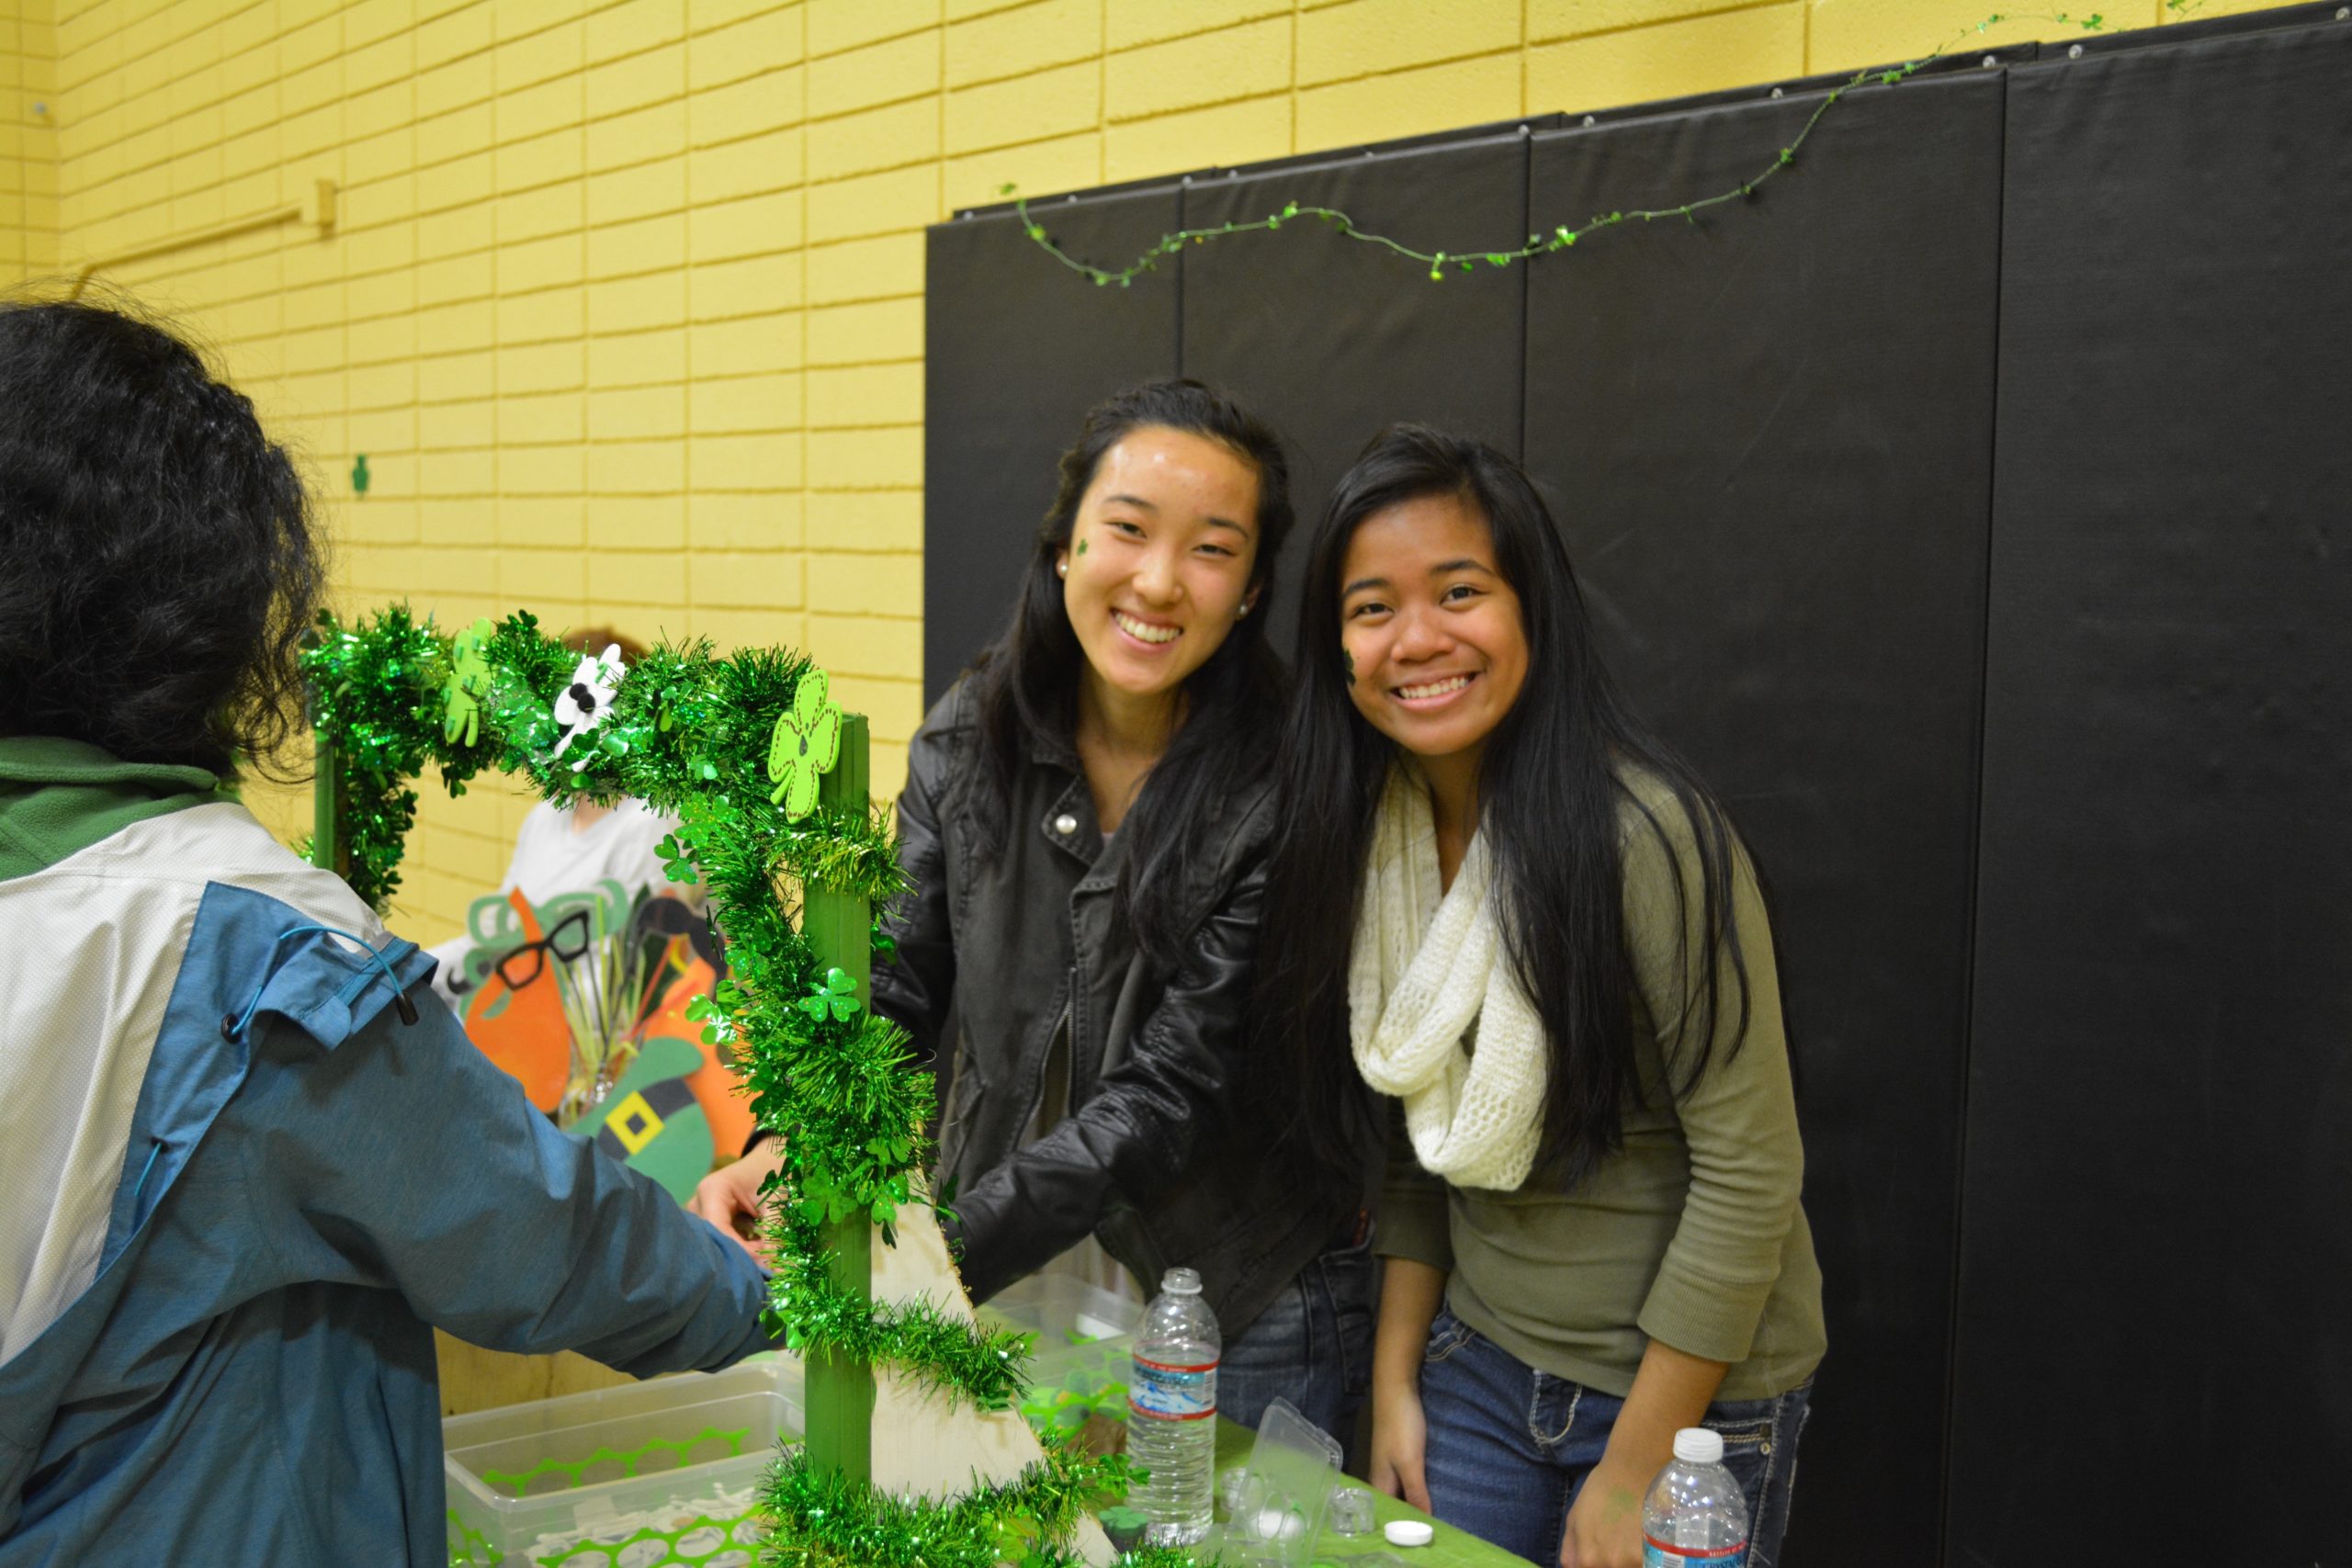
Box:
[1237,603,1251,618]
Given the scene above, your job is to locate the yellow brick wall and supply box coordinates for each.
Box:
[6,0,2290,944]
[2,0,58,281]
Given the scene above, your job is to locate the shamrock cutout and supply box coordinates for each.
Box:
[551,643,626,772]
[798,967,862,1023]
[766,666,842,818]
[442,618,495,746]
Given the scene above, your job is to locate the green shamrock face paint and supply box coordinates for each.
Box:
[1075,537,1087,555]
[1342,648,1354,687]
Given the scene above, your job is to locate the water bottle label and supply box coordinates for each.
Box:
[1643,1539,1747,1568]
[1128,1354,1217,1421]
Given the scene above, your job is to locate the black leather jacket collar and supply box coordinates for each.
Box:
[871,681,1354,1333]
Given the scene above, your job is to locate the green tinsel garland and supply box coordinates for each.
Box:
[304,608,1155,1566]
[762,1442,1197,1568]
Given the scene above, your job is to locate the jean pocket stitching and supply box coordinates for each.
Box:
[1422,1314,1473,1365]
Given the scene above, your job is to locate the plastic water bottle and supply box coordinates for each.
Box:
[1642,1427,1751,1567]
[1128,1266,1219,1546]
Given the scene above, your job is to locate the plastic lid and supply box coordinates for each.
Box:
[1160,1267,1203,1294]
[1385,1519,1434,1548]
[1673,1427,1724,1465]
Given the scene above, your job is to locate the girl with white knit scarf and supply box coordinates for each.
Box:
[1258,428,1826,1568]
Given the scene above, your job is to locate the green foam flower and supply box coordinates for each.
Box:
[766,666,842,818]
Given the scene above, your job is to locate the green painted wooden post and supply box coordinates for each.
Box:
[311,714,342,874]
[801,713,875,1484]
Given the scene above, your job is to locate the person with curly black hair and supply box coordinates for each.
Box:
[0,299,776,1564]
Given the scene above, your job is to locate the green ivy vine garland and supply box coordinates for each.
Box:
[301,606,1187,1567]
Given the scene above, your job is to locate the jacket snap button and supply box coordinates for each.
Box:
[1053,813,1078,835]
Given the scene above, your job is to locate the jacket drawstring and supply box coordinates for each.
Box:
[220,923,419,1043]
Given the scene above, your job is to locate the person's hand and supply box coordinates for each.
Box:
[688,1139,785,1261]
[1367,1380,1430,1513]
[1557,1456,1648,1568]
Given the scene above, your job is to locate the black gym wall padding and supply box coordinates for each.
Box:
[1953,15,2352,1564]
[922,6,2350,1562]
[1523,66,2007,1566]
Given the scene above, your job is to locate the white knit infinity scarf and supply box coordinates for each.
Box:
[1348,766,1546,1191]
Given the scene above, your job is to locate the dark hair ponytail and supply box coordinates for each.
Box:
[1261,424,1751,1188]
[0,297,323,776]
[967,378,1295,966]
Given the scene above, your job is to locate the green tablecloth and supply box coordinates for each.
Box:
[1204,1417,1532,1566]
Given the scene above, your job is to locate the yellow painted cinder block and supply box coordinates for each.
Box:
[805,230,921,306]
[690,310,804,378]
[585,154,686,225]
[502,387,590,443]
[1297,51,1522,153]
[805,293,922,365]
[587,493,686,553]
[689,548,804,609]
[689,6,808,93]
[808,27,939,120]
[589,269,689,333]
[497,73,582,143]
[584,41,684,114]
[493,22,584,95]
[1102,93,1286,185]
[588,99,687,173]
[497,285,586,344]
[805,161,937,243]
[689,250,805,315]
[1527,3,1805,115]
[688,188,804,263]
[1105,16,1291,121]
[946,0,1099,88]
[689,65,806,149]
[944,56,1096,157]
[497,231,584,292]
[808,489,923,553]
[808,0,937,61]
[587,0,688,66]
[496,339,586,393]
[808,424,922,491]
[495,125,587,194]
[1300,0,1521,85]
[503,441,588,495]
[420,397,496,451]
[806,611,922,678]
[588,548,687,604]
[691,491,805,551]
[689,430,797,491]
[589,212,687,279]
[588,322,688,385]
[808,95,940,181]
[692,125,803,204]
[589,382,687,441]
[942,126,1099,210]
[690,368,805,433]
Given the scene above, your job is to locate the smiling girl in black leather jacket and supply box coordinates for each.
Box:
[695,380,1374,1441]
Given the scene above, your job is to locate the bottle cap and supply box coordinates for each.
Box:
[1161,1267,1203,1294]
[1673,1427,1724,1465]
[1385,1519,1435,1548]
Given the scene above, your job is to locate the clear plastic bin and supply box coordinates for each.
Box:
[978,1275,1145,1439]
[443,1357,803,1567]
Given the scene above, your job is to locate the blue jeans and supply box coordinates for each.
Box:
[1419,1306,1812,1567]
[1215,1231,1377,1450]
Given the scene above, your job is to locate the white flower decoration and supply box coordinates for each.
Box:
[550,643,626,771]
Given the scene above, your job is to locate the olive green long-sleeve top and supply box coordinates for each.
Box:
[1376,771,1826,1401]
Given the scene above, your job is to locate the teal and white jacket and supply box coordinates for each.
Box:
[0,738,775,1565]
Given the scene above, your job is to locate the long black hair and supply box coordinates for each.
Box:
[967,379,1295,967]
[1261,424,1751,1189]
[0,297,323,776]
